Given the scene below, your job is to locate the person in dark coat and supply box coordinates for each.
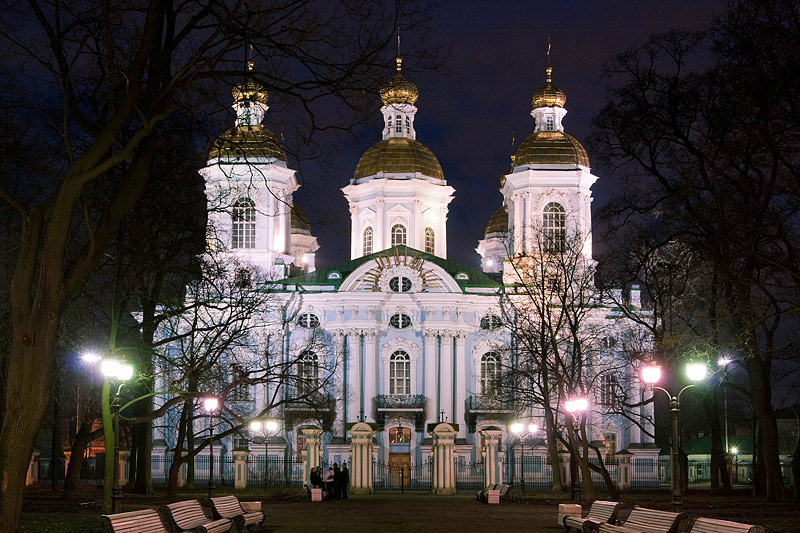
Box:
[340,462,350,499]
[332,463,341,499]
[310,466,321,489]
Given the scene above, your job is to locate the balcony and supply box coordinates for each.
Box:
[465,394,516,433]
[373,395,426,432]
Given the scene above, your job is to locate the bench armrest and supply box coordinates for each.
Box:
[240,501,261,512]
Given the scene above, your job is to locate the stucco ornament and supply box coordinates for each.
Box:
[378,265,424,293]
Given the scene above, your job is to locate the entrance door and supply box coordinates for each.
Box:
[388,453,411,486]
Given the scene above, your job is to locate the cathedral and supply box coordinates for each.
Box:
[153,55,657,488]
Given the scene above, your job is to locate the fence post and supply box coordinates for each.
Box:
[348,422,375,494]
[617,451,632,491]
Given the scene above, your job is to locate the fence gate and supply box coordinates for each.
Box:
[454,461,484,493]
[373,458,432,494]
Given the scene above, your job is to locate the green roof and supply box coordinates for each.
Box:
[283,245,501,293]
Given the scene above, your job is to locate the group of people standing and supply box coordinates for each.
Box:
[310,462,349,500]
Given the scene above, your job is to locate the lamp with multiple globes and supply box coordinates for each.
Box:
[639,361,708,506]
[250,419,281,490]
[509,421,539,493]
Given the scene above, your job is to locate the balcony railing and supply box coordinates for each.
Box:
[465,394,516,433]
[374,394,426,411]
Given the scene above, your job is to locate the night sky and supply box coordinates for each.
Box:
[290,0,726,269]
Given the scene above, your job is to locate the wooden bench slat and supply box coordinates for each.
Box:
[101,509,169,533]
[690,518,765,533]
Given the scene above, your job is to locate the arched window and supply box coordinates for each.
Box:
[543,202,566,253]
[391,224,407,246]
[480,352,500,395]
[232,197,256,249]
[363,227,373,255]
[405,116,411,134]
[389,427,411,443]
[424,227,435,254]
[545,115,555,131]
[389,350,411,395]
[395,114,402,133]
[297,351,319,393]
[389,276,412,293]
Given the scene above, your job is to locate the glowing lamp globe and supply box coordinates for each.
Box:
[265,420,279,432]
[730,447,738,455]
[203,398,219,413]
[528,423,539,434]
[641,365,662,384]
[116,363,134,381]
[510,422,523,434]
[100,359,121,378]
[565,398,588,413]
[81,352,102,364]
[717,357,732,367]
[250,421,263,432]
[686,363,708,382]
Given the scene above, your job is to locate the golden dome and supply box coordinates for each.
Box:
[514,131,589,168]
[354,137,443,180]
[379,57,419,106]
[485,206,508,235]
[232,77,268,104]
[209,125,286,161]
[291,206,311,233]
[531,66,566,108]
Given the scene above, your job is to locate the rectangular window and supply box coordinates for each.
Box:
[600,374,616,408]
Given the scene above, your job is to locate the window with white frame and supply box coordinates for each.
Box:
[363,227,373,255]
[425,227,435,254]
[389,276,412,293]
[297,351,319,393]
[480,315,502,330]
[232,197,256,249]
[405,116,411,134]
[391,224,407,246]
[599,374,617,408]
[297,313,320,328]
[545,115,555,131]
[389,313,412,329]
[480,352,501,394]
[395,114,402,133]
[543,202,566,253]
[389,350,411,395]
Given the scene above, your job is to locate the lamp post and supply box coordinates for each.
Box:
[250,419,280,489]
[510,422,539,492]
[564,397,588,503]
[640,362,707,506]
[730,447,738,485]
[204,398,219,498]
[717,356,732,454]
[97,356,134,514]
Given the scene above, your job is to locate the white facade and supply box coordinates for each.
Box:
[153,63,655,480]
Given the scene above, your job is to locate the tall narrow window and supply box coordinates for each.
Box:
[543,202,566,253]
[480,352,500,395]
[391,224,406,246]
[389,350,411,395]
[232,197,256,249]
[297,351,319,394]
[603,433,617,460]
[363,227,373,255]
[545,115,555,131]
[395,114,402,133]
[424,227,435,254]
[405,116,411,134]
[600,374,617,408]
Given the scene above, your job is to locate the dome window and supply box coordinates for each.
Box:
[232,197,256,249]
[425,227,435,254]
[456,272,469,281]
[389,313,412,329]
[327,271,341,280]
[543,203,566,253]
[298,313,320,328]
[545,115,555,131]
[480,314,502,330]
[395,114,402,133]
[363,227,373,255]
[389,276,412,293]
[391,224,407,246]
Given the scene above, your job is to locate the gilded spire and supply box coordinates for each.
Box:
[531,39,566,109]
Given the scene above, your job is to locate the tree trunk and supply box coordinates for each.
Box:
[792,434,799,501]
[133,298,157,494]
[63,422,100,499]
[542,400,564,492]
[167,399,190,499]
[747,358,786,501]
[588,445,621,500]
[578,421,595,501]
[0,319,60,533]
[703,388,731,493]
[50,385,61,492]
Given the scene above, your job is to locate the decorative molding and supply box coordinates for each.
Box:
[381,338,421,361]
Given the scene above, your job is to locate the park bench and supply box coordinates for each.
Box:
[209,495,266,532]
[563,500,621,532]
[476,483,509,503]
[305,483,323,502]
[100,508,169,533]
[475,484,498,501]
[689,517,765,533]
[590,506,686,533]
[162,499,232,533]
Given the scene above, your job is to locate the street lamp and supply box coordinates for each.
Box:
[564,397,588,503]
[730,447,739,484]
[98,357,134,514]
[511,422,539,492]
[250,419,280,489]
[204,397,219,498]
[640,362,707,506]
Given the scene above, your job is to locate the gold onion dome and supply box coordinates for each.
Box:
[232,77,268,104]
[291,205,311,233]
[514,131,589,168]
[485,206,508,235]
[531,66,566,108]
[379,57,419,106]
[209,125,286,161]
[354,137,443,180]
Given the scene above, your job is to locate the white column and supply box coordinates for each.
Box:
[348,330,362,419]
[334,332,347,437]
[430,423,457,495]
[438,206,447,258]
[424,331,437,417]
[350,205,359,259]
[349,422,375,494]
[524,192,533,254]
[376,199,386,251]
[363,332,377,421]
[277,189,290,254]
[512,194,523,254]
[454,334,466,438]
[481,428,502,487]
[439,333,453,423]
[302,427,324,484]
[412,199,422,250]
